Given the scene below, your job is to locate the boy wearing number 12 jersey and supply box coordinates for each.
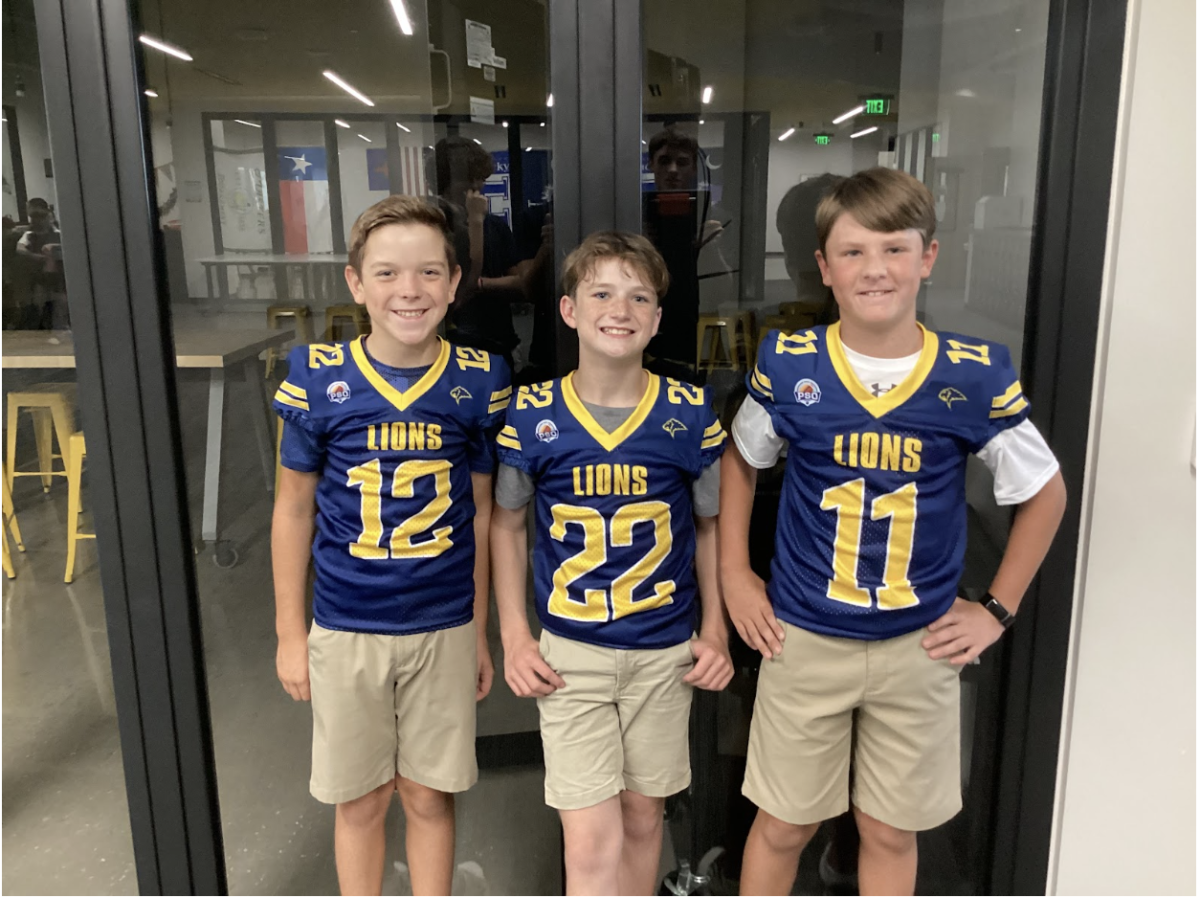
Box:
[491,232,733,895]
[721,169,1067,895]
[271,196,510,896]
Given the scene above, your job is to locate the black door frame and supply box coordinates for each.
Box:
[32,0,1125,892]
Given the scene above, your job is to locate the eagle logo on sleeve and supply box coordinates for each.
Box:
[938,387,967,409]
[450,386,473,405]
[662,418,688,438]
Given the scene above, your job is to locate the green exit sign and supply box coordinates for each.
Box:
[864,97,890,115]
[814,134,831,145]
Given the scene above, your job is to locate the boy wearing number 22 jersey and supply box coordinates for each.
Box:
[722,169,1067,896]
[271,196,509,896]
[491,232,734,896]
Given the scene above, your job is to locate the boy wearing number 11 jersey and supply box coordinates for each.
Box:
[722,169,1067,895]
[271,196,510,896]
[491,232,733,895]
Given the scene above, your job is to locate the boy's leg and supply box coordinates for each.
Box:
[334,781,395,896]
[853,806,916,896]
[395,776,455,896]
[308,625,407,895]
[741,809,821,896]
[614,640,695,895]
[617,791,665,895]
[852,628,962,897]
[537,632,626,895]
[739,623,861,896]
[559,797,625,895]
[393,622,480,895]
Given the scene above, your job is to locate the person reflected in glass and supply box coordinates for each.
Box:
[14,198,67,329]
[643,127,730,382]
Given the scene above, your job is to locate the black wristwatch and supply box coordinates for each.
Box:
[981,592,1016,629]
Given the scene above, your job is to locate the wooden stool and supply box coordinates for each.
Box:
[696,312,756,372]
[325,304,370,342]
[2,462,22,579]
[265,305,314,378]
[65,432,96,584]
[6,384,76,493]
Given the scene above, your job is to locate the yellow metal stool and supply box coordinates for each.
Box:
[696,312,756,372]
[6,384,77,493]
[324,304,370,342]
[2,463,23,579]
[264,305,315,379]
[65,432,95,584]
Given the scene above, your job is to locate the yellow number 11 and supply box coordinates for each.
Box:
[819,478,920,610]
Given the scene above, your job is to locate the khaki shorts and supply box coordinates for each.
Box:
[743,622,961,832]
[537,630,694,810]
[307,620,478,804]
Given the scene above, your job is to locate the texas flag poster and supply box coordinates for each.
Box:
[278,146,333,254]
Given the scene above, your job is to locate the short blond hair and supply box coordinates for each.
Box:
[562,231,669,300]
[348,195,457,274]
[815,168,936,256]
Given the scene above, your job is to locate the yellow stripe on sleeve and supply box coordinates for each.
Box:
[274,390,309,412]
[703,420,724,438]
[989,397,1029,419]
[496,433,522,451]
[489,399,511,414]
[991,380,1024,409]
[751,369,774,400]
[490,386,513,402]
[752,367,772,389]
[701,431,728,449]
[279,381,307,400]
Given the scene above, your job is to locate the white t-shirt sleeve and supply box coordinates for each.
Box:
[975,418,1060,505]
[731,395,786,469]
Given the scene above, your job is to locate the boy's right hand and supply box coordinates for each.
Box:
[465,188,488,224]
[503,634,566,698]
[277,634,311,701]
[723,567,785,660]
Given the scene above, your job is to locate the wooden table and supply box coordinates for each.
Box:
[196,253,349,304]
[3,328,294,565]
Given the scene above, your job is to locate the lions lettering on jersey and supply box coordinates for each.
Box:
[497,373,725,650]
[746,323,1030,640]
[273,337,511,635]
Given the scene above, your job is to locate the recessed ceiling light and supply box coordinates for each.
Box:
[234,119,261,128]
[701,86,713,104]
[955,88,977,98]
[323,70,375,106]
[334,119,351,128]
[396,122,411,133]
[502,121,508,128]
[138,34,193,61]
[699,119,705,125]
[472,138,482,145]
[388,0,414,35]
[546,93,554,107]
[850,126,878,139]
[144,88,159,98]
[777,127,796,141]
[832,104,865,125]
[357,133,371,142]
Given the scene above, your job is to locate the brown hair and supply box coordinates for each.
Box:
[647,127,698,164]
[815,168,936,256]
[562,231,670,301]
[347,195,457,274]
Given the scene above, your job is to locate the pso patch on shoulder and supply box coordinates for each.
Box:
[793,378,821,406]
[327,381,352,404]
[536,419,559,443]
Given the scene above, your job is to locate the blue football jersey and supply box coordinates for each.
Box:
[496,373,726,650]
[273,337,511,635]
[747,323,1031,640]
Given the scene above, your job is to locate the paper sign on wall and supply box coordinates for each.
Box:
[470,96,495,125]
[466,19,491,68]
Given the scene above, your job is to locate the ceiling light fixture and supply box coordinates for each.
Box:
[139,34,193,61]
[832,104,865,125]
[546,93,554,107]
[334,119,351,128]
[777,127,796,142]
[502,121,509,128]
[144,88,159,98]
[388,0,414,35]
[699,119,705,125]
[396,122,411,132]
[701,86,713,104]
[357,133,372,142]
[234,119,262,128]
[850,126,878,139]
[323,70,375,106]
[472,138,483,145]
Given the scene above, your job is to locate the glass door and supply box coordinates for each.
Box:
[640,0,1056,892]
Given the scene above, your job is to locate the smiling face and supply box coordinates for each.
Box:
[561,257,662,363]
[815,212,938,334]
[344,222,460,364]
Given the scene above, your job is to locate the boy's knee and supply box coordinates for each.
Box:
[336,781,394,828]
[853,808,916,855]
[756,810,819,854]
[395,775,453,822]
[620,791,665,842]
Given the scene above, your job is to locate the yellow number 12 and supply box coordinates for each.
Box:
[819,478,920,610]
[346,458,454,559]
